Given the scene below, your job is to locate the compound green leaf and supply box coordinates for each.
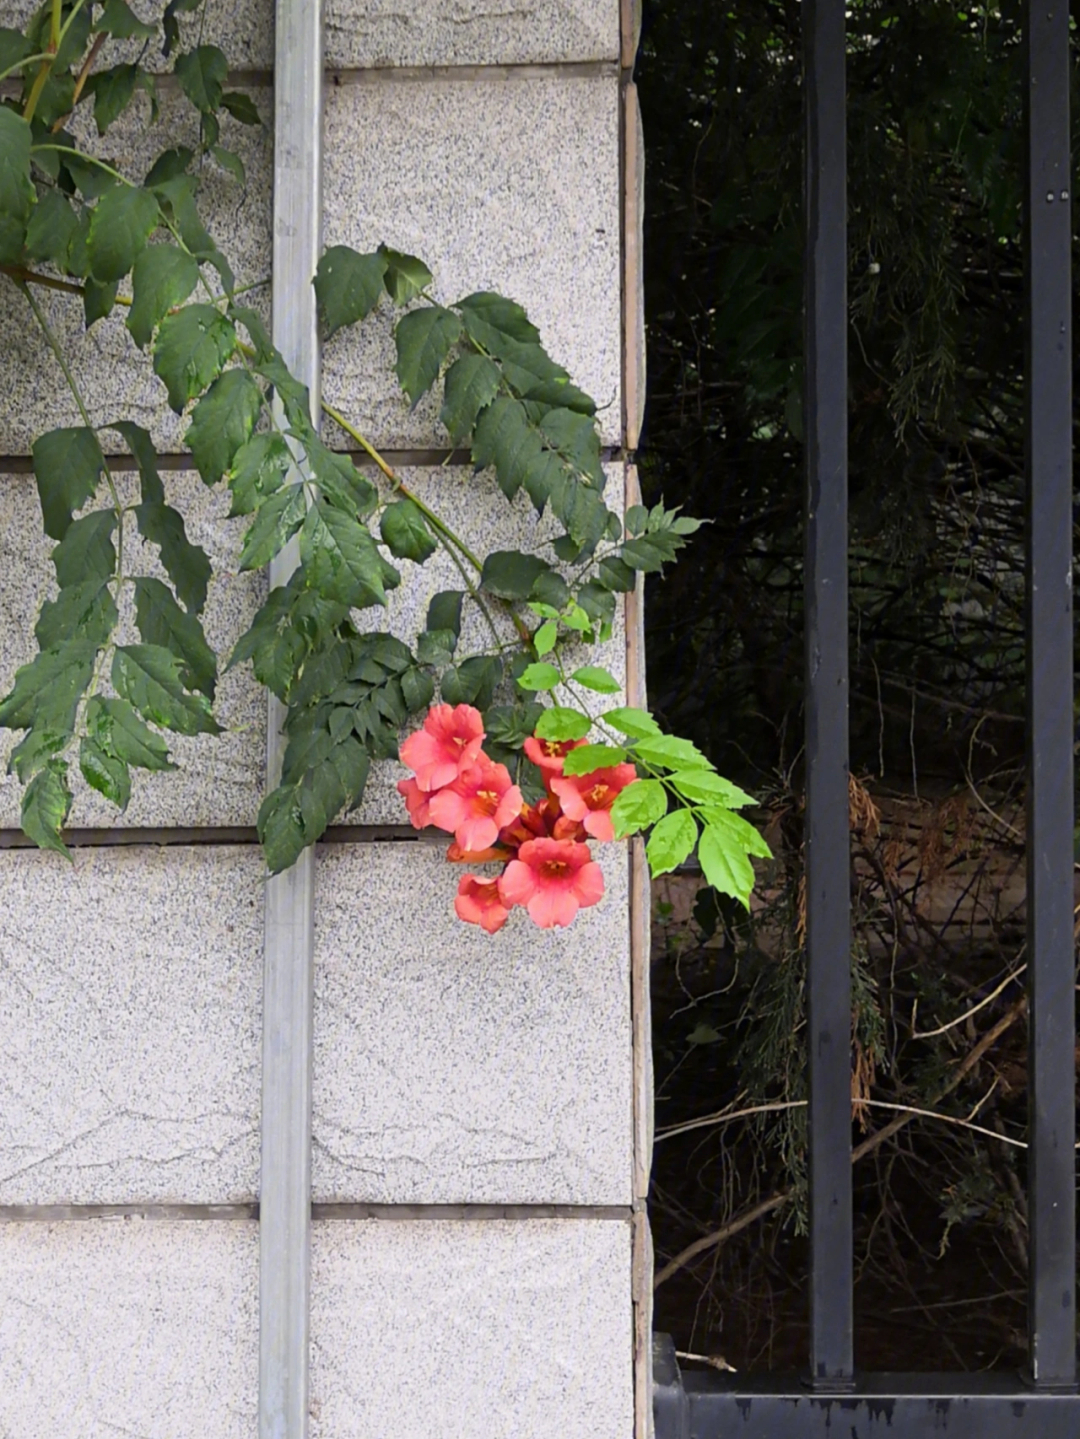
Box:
[562,743,628,776]
[610,777,668,837]
[79,735,131,809]
[646,809,698,876]
[534,705,590,742]
[379,498,437,564]
[51,509,117,588]
[127,243,199,348]
[0,640,98,735]
[87,695,176,771]
[32,427,104,540]
[87,184,160,284]
[21,765,73,857]
[702,804,773,860]
[669,770,756,808]
[174,45,228,113]
[632,734,714,771]
[601,705,661,739]
[314,246,387,337]
[112,643,221,735]
[570,664,620,695]
[133,576,216,696]
[35,580,117,650]
[379,246,432,304]
[153,305,237,412]
[238,482,305,571]
[698,821,756,909]
[134,500,212,613]
[516,662,560,692]
[227,432,289,515]
[440,353,501,444]
[301,501,395,608]
[394,305,462,406]
[471,396,543,502]
[185,368,262,485]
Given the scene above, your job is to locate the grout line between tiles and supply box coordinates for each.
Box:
[0,1201,633,1223]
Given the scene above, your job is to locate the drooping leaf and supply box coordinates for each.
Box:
[112,644,221,735]
[426,589,464,640]
[89,63,139,134]
[457,291,568,395]
[79,736,131,809]
[21,765,73,857]
[570,664,620,695]
[86,695,176,771]
[152,305,237,411]
[305,440,378,518]
[210,145,245,186]
[185,368,262,485]
[227,432,290,515]
[87,185,160,284]
[144,146,194,187]
[562,743,629,776]
[162,0,203,56]
[531,569,570,610]
[221,91,261,125]
[127,243,200,348]
[134,500,212,613]
[32,427,105,540]
[0,106,33,228]
[112,420,164,503]
[238,483,306,570]
[394,305,462,406]
[539,406,605,488]
[300,501,396,608]
[471,396,545,502]
[534,705,591,741]
[379,497,437,564]
[132,577,216,696]
[314,246,387,337]
[0,640,98,735]
[610,778,668,837]
[698,821,757,909]
[228,587,306,699]
[379,245,433,304]
[83,277,118,328]
[25,190,78,265]
[646,809,699,876]
[440,353,501,443]
[0,27,32,75]
[480,550,552,600]
[51,509,117,588]
[174,45,228,113]
[401,666,435,712]
[35,580,117,650]
[95,0,156,39]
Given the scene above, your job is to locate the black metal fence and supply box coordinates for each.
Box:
[653,1,1077,1431]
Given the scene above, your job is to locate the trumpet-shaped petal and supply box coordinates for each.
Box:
[428,757,523,853]
[524,735,586,786]
[399,703,485,791]
[455,875,511,934]
[498,837,604,929]
[397,777,433,829]
[550,763,638,842]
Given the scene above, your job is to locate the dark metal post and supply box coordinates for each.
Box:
[1024,0,1076,1394]
[803,0,853,1389]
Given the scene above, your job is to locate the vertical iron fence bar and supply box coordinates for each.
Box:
[260,0,323,1435]
[803,0,853,1389]
[1024,0,1076,1393]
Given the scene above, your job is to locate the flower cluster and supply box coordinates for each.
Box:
[397,704,636,932]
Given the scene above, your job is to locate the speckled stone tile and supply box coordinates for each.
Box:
[0,846,262,1205]
[322,72,622,448]
[313,842,632,1204]
[0,1220,258,1439]
[0,469,266,830]
[0,0,274,69]
[0,87,271,459]
[325,0,620,67]
[310,1218,633,1439]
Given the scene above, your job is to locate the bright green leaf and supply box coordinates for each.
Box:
[533,620,557,656]
[185,368,262,485]
[699,821,757,909]
[153,305,237,411]
[646,809,698,876]
[127,243,200,348]
[570,664,620,695]
[32,427,104,540]
[395,305,462,406]
[517,662,560,692]
[610,777,668,837]
[633,734,714,771]
[112,643,221,735]
[602,706,661,739]
[534,705,590,741]
[703,804,773,860]
[669,770,756,808]
[314,246,387,338]
[562,742,628,776]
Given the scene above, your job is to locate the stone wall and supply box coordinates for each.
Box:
[0,3,649,1435]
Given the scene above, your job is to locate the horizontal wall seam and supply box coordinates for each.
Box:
[328,61,619,86]
[0,824,437,849]
[0,447,629,475]
[0,1202,633,1223]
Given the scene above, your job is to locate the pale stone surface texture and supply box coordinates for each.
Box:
[0,88,272,458]
[0,846,262,1205]
[326,0,620,67]
[0,1220,258,1439]
[0,469,266,830]
[310,1218,634,1439]
[313,842,632,1204]
[322,73,622,448]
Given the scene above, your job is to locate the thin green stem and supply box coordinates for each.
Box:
[30,144,130,185]
[0,52,51,83]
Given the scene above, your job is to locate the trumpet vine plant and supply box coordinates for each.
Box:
[0,0,770,926]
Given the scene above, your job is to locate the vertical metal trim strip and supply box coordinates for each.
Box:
[260,1,323,1435]
[1024,0,1076,1391]
[803,0,853,1387]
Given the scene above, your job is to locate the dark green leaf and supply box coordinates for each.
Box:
[87,695,175,771]
[0,640,98,735]
[457,291,541,344]
[471,396,543,502]
[127,243,200,348]
[0,104,33,225]
[539,406,604,487]
[441,654,502,710]
[522,376,596,415]
[153,304,237,411]
[207,144,244,186]
[174,45,228,113]
[610,778,668,838]
[9,728,67,782]
[534,705,590,741]
[83,277,118,327]
[79,736,131,808]
[379,245,432,304]
[440,353,501,444]
[36,579,117,650]
[306,440,378,518]
[569,664,620,695]
[625,504,648,536]
[21,765,73,857]
[87,185,160,284]
[111,421,163,501]
[25,190,78,265]
[134,500,212,613]
[62,154,116,202]
[427,590,463,639]
[531,569,570,609]
[481,550,551,600]
[90,63,139,134]
[394,305,462,406]
[227,432,289,515]
[228,587,305,699]
[221,91,261,125]
[185,368,262,485]
[52,509,117,588]
[562,743,628,776]
[576,579,617,626]
[144,147,194,187]
[238,482,306,570]
[416,628,455,667]
[112,643,221,735]
[301,500,395,607]
[597,555,636,592]
[162,0,203,56]
[95,0,156,38]
[379,497,437,563]
[314,246,387,338]
[0,28,31,75]
[516,662,560,692]
[457,291,568,395]
[32,427,104,540]
[133,576,216,695]
[401,666,435,712]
